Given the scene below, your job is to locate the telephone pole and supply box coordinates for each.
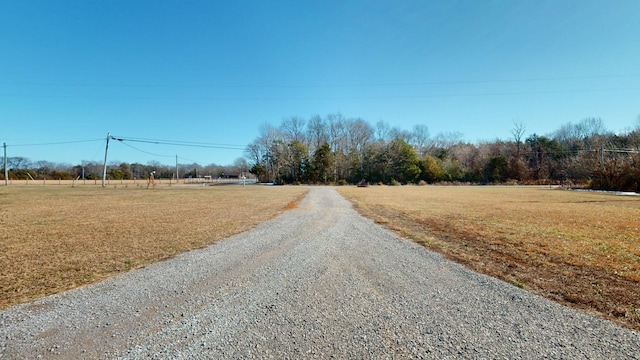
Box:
[102,132,110,187]
[3,142,7,186]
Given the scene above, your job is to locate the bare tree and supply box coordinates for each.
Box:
[327,113,348,179]
[346,117,374,174]
[7,157,30,170]
[245,142,262,167]
[280,116,307,144]
[244,123,283,182]
[430,131,462,150]
[375,120,390,141]
[306,115,328,155]
[411,124,430,157]
[579,117,606,138]
[552,122,575,147]
[554,118,607,150]
[510,121,526,157]
[233,157,249,176]
[389,127,412,143]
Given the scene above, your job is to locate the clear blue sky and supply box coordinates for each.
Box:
[2,0,639,166]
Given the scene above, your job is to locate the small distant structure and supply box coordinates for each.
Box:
[220,172,240,179]
[357,179,368,187]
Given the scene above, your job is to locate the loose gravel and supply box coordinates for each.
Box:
[1,187,639,359]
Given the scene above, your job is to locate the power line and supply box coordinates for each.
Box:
[9,139,104,147]
[2,73,639,89]
[177,156,202,164]
[110,135,246,150]
[117,140,174,158]
[1,86,638,102]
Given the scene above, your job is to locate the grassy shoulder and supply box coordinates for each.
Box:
[338,185,640,331]
[0,185,308,309]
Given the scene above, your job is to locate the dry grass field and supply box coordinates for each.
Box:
[338,185,640,331]
[0,184,307,309]
[3,184,639,331]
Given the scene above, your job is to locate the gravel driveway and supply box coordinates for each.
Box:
[1,187,638,358]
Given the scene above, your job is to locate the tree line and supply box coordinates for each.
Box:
[4,115,638,191]
[1,158,250,182]
[246,114,640,191]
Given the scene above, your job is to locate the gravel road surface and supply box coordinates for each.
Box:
[2,187,639,359]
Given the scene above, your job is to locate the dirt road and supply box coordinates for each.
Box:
[1,187,638,358]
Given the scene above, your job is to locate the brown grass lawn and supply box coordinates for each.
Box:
[0,185,307,309]
[338,185,640,331]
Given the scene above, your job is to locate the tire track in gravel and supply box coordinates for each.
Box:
[1,187,639,359]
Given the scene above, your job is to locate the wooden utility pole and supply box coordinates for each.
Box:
[3,142,7,186]
[102,132,110,187]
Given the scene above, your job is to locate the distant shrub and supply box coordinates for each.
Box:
[389,179,401,186]
[337,179,348,186]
